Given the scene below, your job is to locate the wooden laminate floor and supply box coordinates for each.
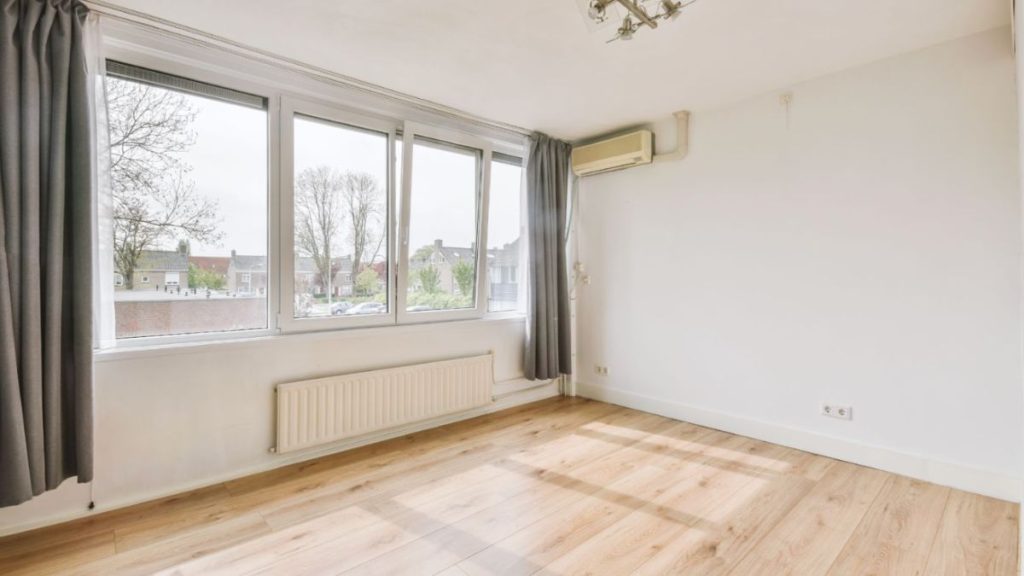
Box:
[0,398,1018,575]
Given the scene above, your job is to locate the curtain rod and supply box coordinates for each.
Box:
[81,0,534,138]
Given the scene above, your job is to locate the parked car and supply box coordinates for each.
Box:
[344,302,386,315]
[330,301,354,315]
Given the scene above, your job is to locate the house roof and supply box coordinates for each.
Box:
[230,254,268,272]
[295,256,352,274]
[410,241,476,271]
[487,238,519,266]
[295,257,316,274]
[439,246,474,265]
[189,256,230,276]
[231,255,353,275]
[333,256,354,274]
[136,250,188,272]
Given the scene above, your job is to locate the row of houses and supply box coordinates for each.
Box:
[116,248,357,296]
[116,238,520,299]
[115,249,240,293]
[405,238,520,300]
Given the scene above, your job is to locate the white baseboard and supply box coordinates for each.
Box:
[493,376,556,398]
[0,380,559,538]
[577,382,1022,503]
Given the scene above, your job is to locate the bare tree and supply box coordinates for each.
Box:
[295,166,345,296]
[107,77,221,288]
[341,172,384,279]
[292,168,383,302]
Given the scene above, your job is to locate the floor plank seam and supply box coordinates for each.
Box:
[240,404,623,574]
[434,415,677,574]
[917,488,955,573]
[819,471,891,576]
[339,408,636,575]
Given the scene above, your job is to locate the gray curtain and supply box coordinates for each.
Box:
[0,0,94,507]
[524,133,572,381]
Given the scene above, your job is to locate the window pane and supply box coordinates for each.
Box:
[107,73,268,339]
[487,157,523,312]
[406,138,480,312]
[293,115,389,319]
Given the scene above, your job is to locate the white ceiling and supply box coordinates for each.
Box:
[101,0,1010,140]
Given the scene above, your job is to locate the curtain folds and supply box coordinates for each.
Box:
[0,0,94,508]
[524,133,572,381]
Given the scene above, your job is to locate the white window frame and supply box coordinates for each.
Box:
[95,19,527,349]
[98,45,279,348]
[485,152,527,315]
[278,97,399,332]
[397,122,492,324]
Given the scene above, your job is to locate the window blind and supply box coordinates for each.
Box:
[106,60,266,110]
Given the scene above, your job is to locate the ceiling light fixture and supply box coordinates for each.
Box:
[616,14,638,40]
[587,0,696,43]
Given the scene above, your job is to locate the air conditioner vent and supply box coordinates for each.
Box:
[572,130,653,176]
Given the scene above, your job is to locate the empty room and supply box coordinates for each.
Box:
[1,0,1023,574]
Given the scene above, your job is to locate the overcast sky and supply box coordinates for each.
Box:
[180,96,522,259]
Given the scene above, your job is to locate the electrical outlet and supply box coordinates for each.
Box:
[594,365,609,376]
[821,403,852,420]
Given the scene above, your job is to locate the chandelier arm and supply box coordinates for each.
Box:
[613,0,659,29]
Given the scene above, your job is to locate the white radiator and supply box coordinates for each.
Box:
[274,354,494,454]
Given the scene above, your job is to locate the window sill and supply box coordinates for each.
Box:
[94,313,526,363]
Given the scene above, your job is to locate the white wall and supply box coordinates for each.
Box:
[576,28,1023,499]
[0,318,535,535]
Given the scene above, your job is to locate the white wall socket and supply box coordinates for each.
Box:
[594,365,609,375]
[821,403,852,420]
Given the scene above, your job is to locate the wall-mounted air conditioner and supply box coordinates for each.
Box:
[572,130,653,176]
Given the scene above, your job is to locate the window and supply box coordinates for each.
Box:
[403,136,483,315]
[290,113,390,322]
[487,154,524,312]
[98,51,525,346]
[105,62,268,339]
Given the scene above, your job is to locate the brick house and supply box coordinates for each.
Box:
[188,255,230,288]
